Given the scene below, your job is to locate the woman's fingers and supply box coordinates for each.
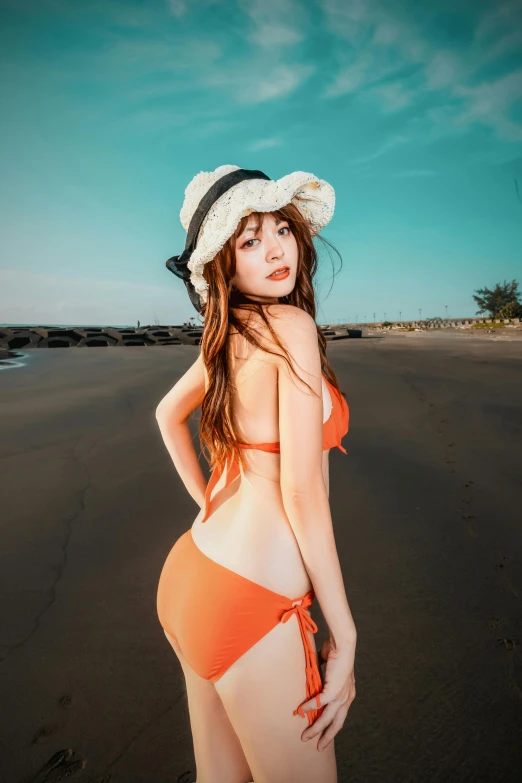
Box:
[297,682,346,718]
[296,686,332,717]
[300,684,356,745]
[301,700,338,741]
[317,702,350,752]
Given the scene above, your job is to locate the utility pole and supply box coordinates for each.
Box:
[355,314,358,324]
[445,304,448,319]
[418,308,422,320]
[384,312,387,322]
[399,311,402,321]
[373,312,376,323]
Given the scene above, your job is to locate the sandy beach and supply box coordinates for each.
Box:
[1,329,521,782]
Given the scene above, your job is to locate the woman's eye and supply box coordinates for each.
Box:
[241,227,290,249]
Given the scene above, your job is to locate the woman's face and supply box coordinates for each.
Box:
[232,212,298,304]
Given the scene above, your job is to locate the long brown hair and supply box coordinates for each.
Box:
[198,200,344,471]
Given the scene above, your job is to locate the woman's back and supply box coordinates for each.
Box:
[191,304,347,598]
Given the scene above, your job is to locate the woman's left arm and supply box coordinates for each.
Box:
[155,352,207,510]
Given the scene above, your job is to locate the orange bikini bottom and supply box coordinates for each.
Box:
[156,528,325,727]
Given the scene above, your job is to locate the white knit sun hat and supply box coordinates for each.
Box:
[166,164,335,312]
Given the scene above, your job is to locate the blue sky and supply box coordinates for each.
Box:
[1,0,521,326]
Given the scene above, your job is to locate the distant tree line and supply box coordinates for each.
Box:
[472,279,522,319]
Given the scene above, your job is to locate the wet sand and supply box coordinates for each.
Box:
[1,330,521,782]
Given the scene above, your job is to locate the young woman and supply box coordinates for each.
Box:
[155,165,357,783]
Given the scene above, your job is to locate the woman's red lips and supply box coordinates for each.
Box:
[267,266,290,278]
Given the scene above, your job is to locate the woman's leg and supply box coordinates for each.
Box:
[214,613,337,783]
[164,630,253,783]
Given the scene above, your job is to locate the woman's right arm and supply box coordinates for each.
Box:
[273,305,357,651]
[155,352,208,510]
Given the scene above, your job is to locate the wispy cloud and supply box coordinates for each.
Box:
[453,69,522,141]
[320,0,426,63]
[318,0,429,117]
[190,118,241,139]
[474,0,522,41]
[393,169,436,178]
[424,51,462,91]
[368,81,417,112]
[238,0,307,48]
[247,137,283,151]
[205,62,315,104]
[167,0,222,19]
[248,22,304,47]
[353,134,409,164]
[168,0,187,17]
[323,52,384,98]
[482,27,522,64]
[472,1,522,70]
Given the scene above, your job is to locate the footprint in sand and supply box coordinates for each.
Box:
[494,555,519,599]
[27,749,86,782]
[461,513,476,537]
[496,638,522,701]
[459,479,476,536]
[497,637,520,651]
[32,725,59,745]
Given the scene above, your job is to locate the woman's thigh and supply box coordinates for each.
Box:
[214,616,337,783]
[163,630,253,783]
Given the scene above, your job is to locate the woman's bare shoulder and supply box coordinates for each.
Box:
[236,303,316,334]
[237,305,318,371]
[264,305,317,349]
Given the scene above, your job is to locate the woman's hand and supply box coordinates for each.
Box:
[299,636,356,752]
[318,636,333,667]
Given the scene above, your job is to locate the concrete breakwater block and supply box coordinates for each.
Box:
[320,327,362,340]
[1,328,45,349]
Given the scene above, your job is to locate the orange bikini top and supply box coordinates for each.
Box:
[200,374,349,523]
[237,373,348,455]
